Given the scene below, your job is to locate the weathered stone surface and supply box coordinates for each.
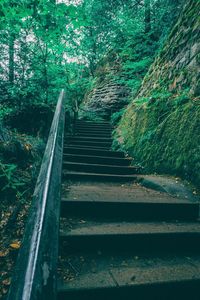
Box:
[116,0,200,188]
[137,1,200,97]
[83,58,130,118]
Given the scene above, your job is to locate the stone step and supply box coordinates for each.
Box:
[73,133,112,138]
[63,147,125,158]
[76,121,110,125]
[57,254,200,300]
[62,171,138,183]
[66,136,113,143]
[66,140,112,148]
[62,162,140,175]
[60,199,199,221]
[67,144,111,150]
[74,129,112,135]
[75,125,112,131]
[76,120,111,125]
[63,154,131,166]
[59,220,200,253]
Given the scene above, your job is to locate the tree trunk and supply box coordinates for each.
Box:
[9,32,15,84]
[145,0,151,33]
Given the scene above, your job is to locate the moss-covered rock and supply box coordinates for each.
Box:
[116,0,200,187]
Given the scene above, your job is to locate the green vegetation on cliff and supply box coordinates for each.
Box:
[115,0,200,187]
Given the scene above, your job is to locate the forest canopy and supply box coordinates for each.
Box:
[0,0,184,112]
[0,0,185,202]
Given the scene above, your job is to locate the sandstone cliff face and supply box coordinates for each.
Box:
[116,0,200,187]
[138,0,200,97]
[82,54,131,119]
[84,80,129,118]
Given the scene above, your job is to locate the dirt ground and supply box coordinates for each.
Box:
[0,200,31,299]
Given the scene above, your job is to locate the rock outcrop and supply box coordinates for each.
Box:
[83,57,130,119]
[115,0,200,187]
[138,0,200,97]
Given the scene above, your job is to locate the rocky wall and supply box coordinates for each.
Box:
[116,0,200,187]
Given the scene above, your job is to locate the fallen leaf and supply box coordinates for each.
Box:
[10,241,21,249]
[24,143,32,151]
[0,250,9,257]
[2,278,11,286]
[2,288,8,294]
[80,220,86,224]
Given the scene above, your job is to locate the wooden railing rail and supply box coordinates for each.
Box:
[7,90,66,300]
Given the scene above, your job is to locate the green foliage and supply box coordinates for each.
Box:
[134,97,149,106]
[5,102,54,137]
[0,121,45,203]
[79,110,105,122]
[174,92,191,106]
[123,58,153,75]
[111,108,126,126]
[0,0,185,113]
[0,0,187,203]
[0,162,24,193]
[0,104,13,121]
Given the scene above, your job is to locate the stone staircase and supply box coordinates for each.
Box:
[57,120,200,300]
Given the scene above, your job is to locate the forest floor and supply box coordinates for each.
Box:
[0,197,32,299]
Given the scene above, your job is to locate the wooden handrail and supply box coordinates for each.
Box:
[7,90,66,300]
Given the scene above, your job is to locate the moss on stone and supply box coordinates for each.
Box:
[116,95,200,187]
[115,0,200,187]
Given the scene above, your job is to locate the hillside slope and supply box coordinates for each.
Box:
[115,0,200,187]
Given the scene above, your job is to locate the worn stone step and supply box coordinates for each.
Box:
[61,199,199,221]
[62,171,138,183]
[73,133,112,138]
[59,220,200,253]
[75,124,112,128]
[63,154,131,166]
[75,124,113,131]
[76,121,110,125]
[66,136,113,143]
[76,122,110,126]
[63,162,140,175]
[75,122,111,127]
[75,127,112,134]
[66,140,112,148]
[75,123,110,128]
[67,144,111,150]
[63,147,125,158]
[57,254,200,300]
[74,129,112,135]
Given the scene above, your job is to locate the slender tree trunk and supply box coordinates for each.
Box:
[88,27,97,77]
[144,0,151,33]
[9,32,15,84]
[44,44,49,103]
